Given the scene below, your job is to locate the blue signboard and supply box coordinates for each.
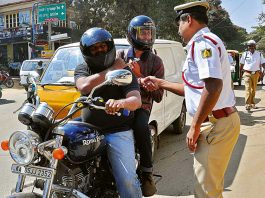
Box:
[19,10,30,26]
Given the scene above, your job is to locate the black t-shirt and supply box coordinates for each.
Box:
[74,62,140,133]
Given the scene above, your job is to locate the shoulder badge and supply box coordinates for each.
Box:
[201,48,212,58]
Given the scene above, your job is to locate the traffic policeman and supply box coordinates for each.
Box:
[143,1,240,197]
[240,40,265,110]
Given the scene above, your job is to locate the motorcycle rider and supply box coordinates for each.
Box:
[74,27,142,198]
[116,15,164,197]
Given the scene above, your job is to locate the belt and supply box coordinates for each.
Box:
[244,70,259,74]
[204,106,237,122]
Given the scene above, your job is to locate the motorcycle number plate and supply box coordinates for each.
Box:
[11,164,54,179]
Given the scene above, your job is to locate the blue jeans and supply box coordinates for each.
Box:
[105,129,142,198]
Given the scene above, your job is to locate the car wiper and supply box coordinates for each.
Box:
[40,82,75,87]
[40,83,56,87]
[56,81,75,85]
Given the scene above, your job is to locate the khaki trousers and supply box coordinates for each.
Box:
[243,72,260,104]
[194,112,240,198]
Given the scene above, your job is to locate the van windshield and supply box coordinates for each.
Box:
[22,61,48,71]
[40,47,85,85]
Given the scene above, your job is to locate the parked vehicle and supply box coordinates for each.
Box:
[1,70,139,198]
[14,71,40,114]
[20,58,49,89]
[0,70,14,88]
[37,38,187,154]
[227,50,241,86]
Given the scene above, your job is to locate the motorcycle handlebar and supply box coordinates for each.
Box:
[68,96,130,117]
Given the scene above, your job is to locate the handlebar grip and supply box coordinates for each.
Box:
[122,109,130,117]
[116,108,130,117]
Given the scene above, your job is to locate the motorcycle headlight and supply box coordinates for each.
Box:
[9,130,41,165]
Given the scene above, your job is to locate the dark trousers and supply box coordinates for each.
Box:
[133,108,152,171]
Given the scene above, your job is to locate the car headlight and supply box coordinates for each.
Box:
[9,130,41,165]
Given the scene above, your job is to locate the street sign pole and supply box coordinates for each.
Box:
[48,22,51,50]
[31,3,35,59]
[31,2,40,59]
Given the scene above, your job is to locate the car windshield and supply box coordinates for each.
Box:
[40,44,130,85]
[22,61,48,71]
[40,47,85,85]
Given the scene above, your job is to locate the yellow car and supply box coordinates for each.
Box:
[38,43,82,118]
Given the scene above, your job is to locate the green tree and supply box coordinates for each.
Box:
[246,0,265,53]
[207,0,246,51]
[70,0,246,50]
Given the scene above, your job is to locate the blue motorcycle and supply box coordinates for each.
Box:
[2,69,136,198]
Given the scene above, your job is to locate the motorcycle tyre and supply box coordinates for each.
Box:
[5,79,14,88]
[6,192,42,198]
[0,91,2,99]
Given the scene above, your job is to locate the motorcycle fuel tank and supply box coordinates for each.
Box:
[60,121,106,163]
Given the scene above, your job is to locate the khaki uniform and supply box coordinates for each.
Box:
[240,51,265,105]
[183,27,240,197]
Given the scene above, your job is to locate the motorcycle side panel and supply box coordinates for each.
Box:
[61,121,106,163]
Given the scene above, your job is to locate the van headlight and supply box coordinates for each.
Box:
[9,130,41,165]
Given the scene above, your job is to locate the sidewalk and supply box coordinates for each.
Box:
[222,85,265,198]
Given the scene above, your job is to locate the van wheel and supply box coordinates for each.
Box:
[149,125,157,161]
[173,103,186,134]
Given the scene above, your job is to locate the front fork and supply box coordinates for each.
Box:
[15,175,26,193]
[14,135,63,198]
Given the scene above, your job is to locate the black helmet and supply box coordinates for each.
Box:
[80,27,116,72]
[127,15,156,50]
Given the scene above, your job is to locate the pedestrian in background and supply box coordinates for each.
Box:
[240,40,265,110]
[144,1,240,197]
[116,15,164,197]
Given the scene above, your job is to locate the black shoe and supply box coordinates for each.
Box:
[141,172,157,197]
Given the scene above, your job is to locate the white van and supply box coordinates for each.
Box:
[20,58,49,87]
[38,39,187,154]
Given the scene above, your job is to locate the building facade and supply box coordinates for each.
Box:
[0,0,78,75]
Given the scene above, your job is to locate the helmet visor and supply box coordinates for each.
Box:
[134,26,156,45]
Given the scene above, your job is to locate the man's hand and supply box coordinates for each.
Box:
[128,60,142,77]
[105,99,125,115]
[186,125,201,152]
[140,77,159,92]
[111,58,127,70]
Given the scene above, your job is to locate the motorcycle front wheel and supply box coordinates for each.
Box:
[5,78,14,88]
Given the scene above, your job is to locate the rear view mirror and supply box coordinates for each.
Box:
[105,69,132,86]
[88,69,132,98]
